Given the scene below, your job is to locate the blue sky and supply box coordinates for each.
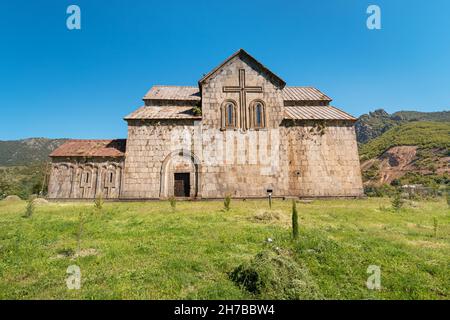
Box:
[0,0,449,140]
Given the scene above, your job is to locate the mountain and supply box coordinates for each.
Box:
[359,121,450,187]
[355,109,450,144]
[0,138,67,167]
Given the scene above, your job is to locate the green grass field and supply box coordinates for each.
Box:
[0,198,448,300]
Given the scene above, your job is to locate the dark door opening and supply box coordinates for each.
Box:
[174,173,190,197]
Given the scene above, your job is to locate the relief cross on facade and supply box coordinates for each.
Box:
[223,69,263,131]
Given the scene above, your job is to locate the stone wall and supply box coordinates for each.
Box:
[48,157,124,199]
[198,54,287,198]
[280,120,364,197]
[121,120,201,199]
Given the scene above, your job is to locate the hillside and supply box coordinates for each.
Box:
[355,109,450,144]
[359,121,450,161]
[360,122,450,186]
[0,138,67,166]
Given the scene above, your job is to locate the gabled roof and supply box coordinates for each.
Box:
[284,106,356,121]
[125,106,202,120]
[49,139,126,158]
[198,49,286,89]
[143,86,201,101]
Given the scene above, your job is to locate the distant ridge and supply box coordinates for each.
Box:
[0,138,68,166]
[355,109,450,144]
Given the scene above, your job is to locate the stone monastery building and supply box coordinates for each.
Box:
[48,49,363,200]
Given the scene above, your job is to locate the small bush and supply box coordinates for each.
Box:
[169,196,176,212]
[229,249,322,299]
[224,194,231,211]
[391,191,404,211]
[433,217,438,237]
[94,193,104,210]
[364,184,396,197]
[23,195,36,218]
[192,106,202,116]
[292,200,299,239]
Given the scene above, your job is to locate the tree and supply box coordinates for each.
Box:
[292,200,299,239]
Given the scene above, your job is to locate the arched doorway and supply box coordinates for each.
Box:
[160,149,201,199]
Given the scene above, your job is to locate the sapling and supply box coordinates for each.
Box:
[292,200,299,239]
[224,194,231,211]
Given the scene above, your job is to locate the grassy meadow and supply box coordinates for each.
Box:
[0,198,448,300]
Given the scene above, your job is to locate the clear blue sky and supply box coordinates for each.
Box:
[0,0,449,140]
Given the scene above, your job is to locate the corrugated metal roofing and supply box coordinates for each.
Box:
[49,140,126,157]
[283,87,332,101]
[143,86,201,101]
[124,106,202,120]
[143,85,331,102]
[284,106,356,121]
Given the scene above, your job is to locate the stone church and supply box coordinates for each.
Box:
[48,49,363,200]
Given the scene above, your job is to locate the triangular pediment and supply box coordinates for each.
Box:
[198,49,286,89]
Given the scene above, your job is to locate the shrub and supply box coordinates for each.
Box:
[391,191,404,211]
[169,196,176,212]
[229,249,322,299]
[23,195,36,218]
[224,194,231,211]
[362,162,380,182]
[94,193,104,210]
[364,184,396,197]
[292,200,299,239]
[192,106,202,116]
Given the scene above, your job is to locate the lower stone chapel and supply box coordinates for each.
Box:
[48,49,363,200]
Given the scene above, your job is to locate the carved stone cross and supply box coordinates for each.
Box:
[223,69,263,131]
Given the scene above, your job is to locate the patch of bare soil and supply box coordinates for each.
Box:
[377,146,418,184]
[51,248,99,260]
[362,146,449,185]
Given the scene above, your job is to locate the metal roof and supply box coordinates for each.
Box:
[142,85,332,103]
[124,106,202,120]
[283,87,332,101]
[284,106,356,121]
[143,86,201,101]
[49,139,126,157]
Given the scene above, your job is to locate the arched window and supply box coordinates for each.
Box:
[221,100,237,129]
[80,169,92,187]
[255,103,263,127]
[226,103,234,127]
[104,169,116,187]
[250,100,266,129]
